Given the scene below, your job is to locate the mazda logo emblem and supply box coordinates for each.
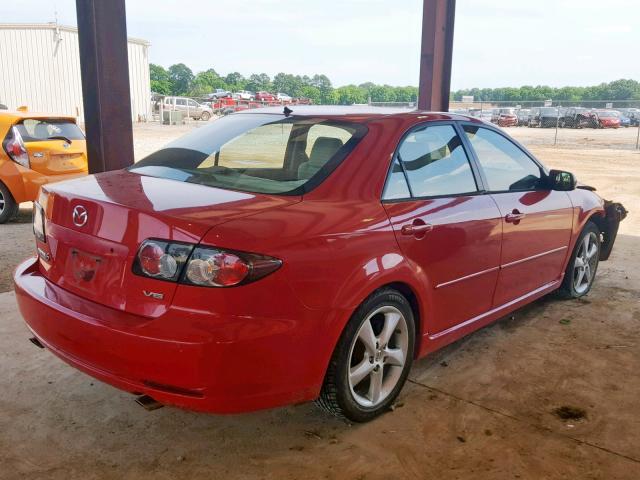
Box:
[72,205,88,227]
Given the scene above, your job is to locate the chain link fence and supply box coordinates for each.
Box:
[449,100,640,150]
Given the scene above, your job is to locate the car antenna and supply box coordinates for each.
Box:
[283,106,293,117]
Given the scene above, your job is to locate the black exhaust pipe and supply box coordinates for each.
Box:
[135,394,164,411]
[29,337,45,349]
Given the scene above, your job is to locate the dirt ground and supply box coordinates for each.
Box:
[0,122,639,479]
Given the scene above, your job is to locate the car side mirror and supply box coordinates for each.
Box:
[547,169,577,191]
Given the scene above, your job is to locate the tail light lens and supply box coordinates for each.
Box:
[3,126,30,168]
[133,240,282,287]
[33,202,46,243]
[133,240,194,282]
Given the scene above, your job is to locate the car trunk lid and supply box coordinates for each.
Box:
[38,170,300,317]
[24,139,88,175]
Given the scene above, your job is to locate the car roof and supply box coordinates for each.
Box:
[0,110,77,121]
[235,105,484,123]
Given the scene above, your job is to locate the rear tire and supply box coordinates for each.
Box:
[200,111,211,121]
[0,182,19,224]
[316,288,415,422]
[558,222,601,298]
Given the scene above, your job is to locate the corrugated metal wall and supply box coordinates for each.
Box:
[0,24,150,122]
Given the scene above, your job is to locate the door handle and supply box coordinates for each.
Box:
[505,209,526,223]
[401,221,433,237]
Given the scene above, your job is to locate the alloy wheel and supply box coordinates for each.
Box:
[0,189,5,214]
[573,232,599,294]
[347,306,409,408]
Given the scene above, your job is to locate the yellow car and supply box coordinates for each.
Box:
[0,111,87,223]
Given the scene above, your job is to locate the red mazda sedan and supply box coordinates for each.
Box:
[15,107,625,422]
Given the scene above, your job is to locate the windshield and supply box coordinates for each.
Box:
[540,107,558,115]
[130,113,367,195]
[16,118,85,142]
[598,111,619,118]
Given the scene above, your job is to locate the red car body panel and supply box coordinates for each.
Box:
[497,115,518,127]
[14,110,611,413]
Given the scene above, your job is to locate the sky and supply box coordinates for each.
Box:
[1,0,638,89]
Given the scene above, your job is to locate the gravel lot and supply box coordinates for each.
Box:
[0,121,639,479]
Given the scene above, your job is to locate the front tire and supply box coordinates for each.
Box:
[200,111,211,121]
[0,182,19,224]
[558,222,601,298]
[316,288,415,422]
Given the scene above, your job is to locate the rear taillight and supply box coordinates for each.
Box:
[133,240,194,281]
[133,240,282,287]
[3,126,30,168]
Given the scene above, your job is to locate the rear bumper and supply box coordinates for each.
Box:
[14,257,328,413]
[11,166,86,204]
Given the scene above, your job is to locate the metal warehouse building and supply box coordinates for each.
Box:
[0,23,150,122]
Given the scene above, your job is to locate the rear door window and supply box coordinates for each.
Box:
[386,124,477,199]
[15,119,85,142]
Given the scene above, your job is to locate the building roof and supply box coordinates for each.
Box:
[0,23,150,46]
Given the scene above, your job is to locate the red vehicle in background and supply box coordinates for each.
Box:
[255,91,276,102]
[592,110,621,128]
[14,107,625,422]
[491,108,519,127]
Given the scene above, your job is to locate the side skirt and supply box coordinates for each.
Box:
[418,278,562,357]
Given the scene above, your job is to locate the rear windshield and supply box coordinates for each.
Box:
[540,108,558,115]
[16,118,85,142]
[130,113,367,195]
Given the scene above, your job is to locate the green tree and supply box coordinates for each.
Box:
[190,68,226,96]
[168,63,194,95]
[150,63,172,94]
[310,74,334,103]
[245,73,271,92]
[333,85,368,105]
[224,72,246,91]
[299,85,321,104]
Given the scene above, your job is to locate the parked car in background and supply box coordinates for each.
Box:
[14,106,625,422]
[619,114,632,128]
[236,91,255,101]
[591,110,621,129]
[479,110,493,123]
[491,108,518,127]
[528,107,559,128]
[517,109,530,126]
[618,108,640,126]
[209,89,231,99]
[0,111,87,223]
[560,107,592,128]
[0,103,7,110]
[162,97,213,121]
[255,91,276,102]
[277,92,292,102]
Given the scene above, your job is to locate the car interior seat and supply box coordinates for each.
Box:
[297,136,344,180]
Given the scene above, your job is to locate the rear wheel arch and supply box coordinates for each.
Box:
[328,281,424,368]
[0,179,19,223]
[316,284,418,421]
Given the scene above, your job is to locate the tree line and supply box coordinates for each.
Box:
[151,64,640,104]
[150,63,418,105]
[452,79,640,102]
